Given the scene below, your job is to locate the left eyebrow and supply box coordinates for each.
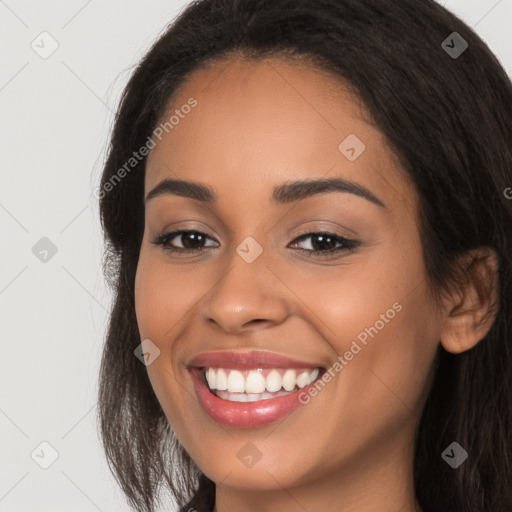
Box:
[145,176,386,209]
[271,177,386,208]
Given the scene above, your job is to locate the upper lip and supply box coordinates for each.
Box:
[186,350,325,370]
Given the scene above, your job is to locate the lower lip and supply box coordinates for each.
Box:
[189,368,316,428]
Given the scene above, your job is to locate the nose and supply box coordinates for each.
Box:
[200,245,289,334]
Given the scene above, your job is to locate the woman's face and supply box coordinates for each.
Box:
[135,57,443,494]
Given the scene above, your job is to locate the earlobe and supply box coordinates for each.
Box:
[439,247,500,354]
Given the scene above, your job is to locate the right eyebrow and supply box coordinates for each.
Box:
[145,179,215,204]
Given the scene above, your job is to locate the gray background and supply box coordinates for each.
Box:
[1,1,511,511]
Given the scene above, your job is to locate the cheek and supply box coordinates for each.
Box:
[133,251,200,429]
[134,251,200,340]
[306,243,439,407]
[283,256,438,469]
[299,252,413,349]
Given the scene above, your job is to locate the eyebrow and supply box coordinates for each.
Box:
[145,176,386,208]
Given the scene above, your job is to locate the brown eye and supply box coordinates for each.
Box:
[289,232,359,256]
[152,230,218,253]
[151,229,359,257]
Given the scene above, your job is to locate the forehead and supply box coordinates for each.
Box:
[145,56,414,211]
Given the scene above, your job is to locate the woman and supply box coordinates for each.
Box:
[96,1,512,511]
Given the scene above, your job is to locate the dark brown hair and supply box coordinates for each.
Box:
[97,1,512,511]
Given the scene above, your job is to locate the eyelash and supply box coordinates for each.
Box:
[151,229,360,258]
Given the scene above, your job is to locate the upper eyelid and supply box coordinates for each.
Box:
[161,228,355,245]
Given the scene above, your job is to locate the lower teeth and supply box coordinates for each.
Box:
[215,389,295,402]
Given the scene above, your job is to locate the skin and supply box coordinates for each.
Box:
[134,56,499,512]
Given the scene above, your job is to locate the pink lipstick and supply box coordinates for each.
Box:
[187,351,324,428]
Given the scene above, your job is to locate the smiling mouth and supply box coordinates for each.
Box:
[200,366,325,402]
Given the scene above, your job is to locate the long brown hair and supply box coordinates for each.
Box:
[97,1,512,510]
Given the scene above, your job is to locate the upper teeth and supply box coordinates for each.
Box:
[205,367,320,393]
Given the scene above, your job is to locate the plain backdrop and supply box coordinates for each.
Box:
[1,1,511,511]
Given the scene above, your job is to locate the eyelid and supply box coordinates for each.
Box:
[292,225,352,238]
[152,224,355,245]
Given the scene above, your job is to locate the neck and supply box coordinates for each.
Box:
[212,427,422,512]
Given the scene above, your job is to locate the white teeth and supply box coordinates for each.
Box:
[227,370,245,393]
[245,372,266,393]
[282,369,296,391]
[216,389,292,402]
[206,368,216,389]
[266,370,282,392]
[296,371,311,388]
[216,369,228,391]
[203,367,321,396]
[230,393,248,402]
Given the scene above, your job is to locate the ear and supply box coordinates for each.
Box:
[439,247,500,354]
